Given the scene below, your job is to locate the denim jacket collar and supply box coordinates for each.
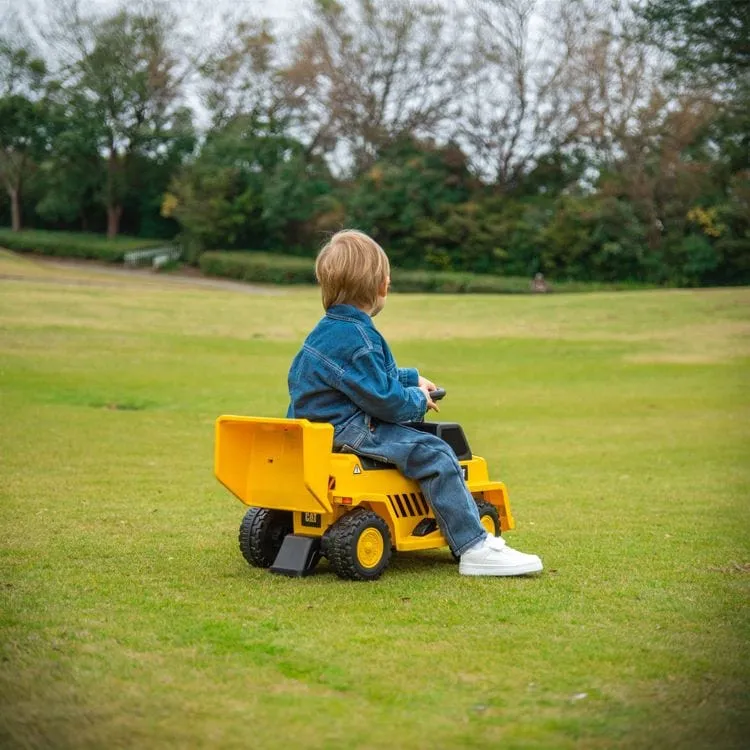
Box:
[325,304,374,327]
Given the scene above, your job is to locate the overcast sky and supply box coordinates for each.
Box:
[3,0,299,19]
[3,0,300,39]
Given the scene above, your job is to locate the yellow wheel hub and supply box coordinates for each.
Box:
[357,528,385,569]
[480,515,496,535]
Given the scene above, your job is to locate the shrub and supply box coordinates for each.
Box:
[199,251,316,285]
[198,251,651,293]
[0,229,164,262]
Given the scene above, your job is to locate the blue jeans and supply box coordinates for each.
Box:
[334,418,486,555]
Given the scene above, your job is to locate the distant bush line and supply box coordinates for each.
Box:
[0,229,163,262]
[0,228,656,294]
[0,229,655,294]
[198,251,651,294]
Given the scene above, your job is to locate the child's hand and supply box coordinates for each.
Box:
[419,383,440,413]
[418,375,437,392]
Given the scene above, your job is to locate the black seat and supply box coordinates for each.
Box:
[404,422,472,461]
[358,455,397,470]
[336,422,472,470]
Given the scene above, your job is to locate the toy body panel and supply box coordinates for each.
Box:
[215,415,334,514]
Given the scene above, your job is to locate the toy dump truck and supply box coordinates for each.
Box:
[215,394,515,581]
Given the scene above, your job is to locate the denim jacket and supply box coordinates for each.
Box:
[286,304,427,445]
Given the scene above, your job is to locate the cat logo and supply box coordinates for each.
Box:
[353,464,362,475]
[301,512,322,528]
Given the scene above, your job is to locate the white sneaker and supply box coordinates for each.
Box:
[459,534,543,576]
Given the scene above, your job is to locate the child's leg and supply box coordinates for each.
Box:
[401,432,487,556]
[337,422,486,556]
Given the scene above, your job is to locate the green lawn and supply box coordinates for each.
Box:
[1,250,748,749]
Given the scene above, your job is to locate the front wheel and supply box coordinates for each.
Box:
[326,508,393,581]
[476,500,501,536]
[452,499,501,561]
[238,507,293,568]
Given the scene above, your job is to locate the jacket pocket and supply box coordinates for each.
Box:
[335,419,367,450]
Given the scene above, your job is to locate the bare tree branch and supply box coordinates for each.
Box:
[285,0,466,174]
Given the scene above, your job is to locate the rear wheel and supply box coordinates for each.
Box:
[326,508,392,581]
[238,507,293,568]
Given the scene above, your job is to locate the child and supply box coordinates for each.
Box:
[287,230,543,576]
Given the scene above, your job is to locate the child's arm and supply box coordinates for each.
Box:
[339,347,428,424]
[397,367,419,388]
[398,368,437,392]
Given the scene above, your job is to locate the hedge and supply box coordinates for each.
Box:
[0,229,165,262]
[199,251,652,294]
[390,270,531,294]
[0,230,652,292]
[199,251,317,285]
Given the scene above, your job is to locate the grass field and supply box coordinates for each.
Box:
[1,249,748,749]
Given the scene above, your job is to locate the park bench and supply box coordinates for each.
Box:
[123,247,182,269]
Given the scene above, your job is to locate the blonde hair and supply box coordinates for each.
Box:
[315,229,390,310]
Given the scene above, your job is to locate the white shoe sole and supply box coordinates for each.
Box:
[459,558,543,577]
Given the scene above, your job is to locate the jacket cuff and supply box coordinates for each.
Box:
[409,386,428,419]
[398,367,420,388]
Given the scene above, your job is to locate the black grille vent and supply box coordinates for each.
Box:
[387,492,429,518]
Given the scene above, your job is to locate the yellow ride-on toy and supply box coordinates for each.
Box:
[214,389,515,580]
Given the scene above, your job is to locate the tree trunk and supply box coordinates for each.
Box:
[106,146,121,238]
[10,187,21,232]
[107,204,123,239]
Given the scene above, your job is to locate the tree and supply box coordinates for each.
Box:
[639,0,750,187]
[459,0,590,186]
[0,34,47,97]
[167,115,333,256]
[633,0,750,283]
[0,96,49,232]
[285,0,466,173]
[0,36,51,231]
[343,137,476,268]
[33,93,104,230]
[640,0,750,90]
[563,1,664,167]
[199,17,283,129]
[58,4,187,237]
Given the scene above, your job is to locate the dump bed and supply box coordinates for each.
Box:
[215,416,334,514]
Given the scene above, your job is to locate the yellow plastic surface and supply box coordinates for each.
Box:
[215,416,334,514]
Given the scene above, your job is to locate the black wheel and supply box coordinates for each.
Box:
[451,499,501,561]
[326,507,392,581]
[476,500,501,537]
[238,507,293,568]
[320,525,333,559]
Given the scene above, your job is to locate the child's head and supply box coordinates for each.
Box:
[315,229,391,314]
